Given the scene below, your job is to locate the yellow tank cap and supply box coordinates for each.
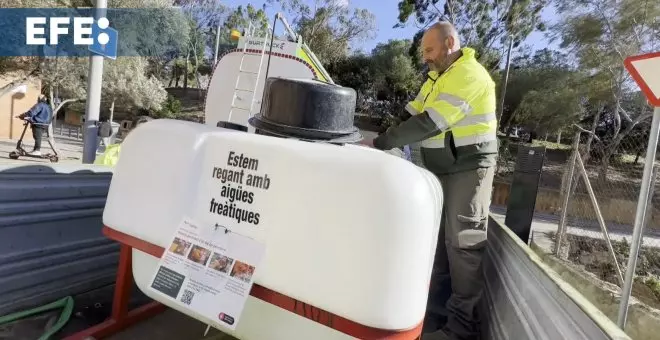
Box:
[230,29,241,41]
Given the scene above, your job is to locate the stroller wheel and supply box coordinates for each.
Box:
[9,151,19,160]
[49,155,59,163]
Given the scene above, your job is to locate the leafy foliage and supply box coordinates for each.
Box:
[553,0,660,182]
[268,0,377,64]
[499,48,584,133]
[155,94,183,118]
[221,4,270,42]
[371,40,423,98]
[103,57,168,112]
[395,0,548,68]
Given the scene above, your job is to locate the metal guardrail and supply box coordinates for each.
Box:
[0,164,116,316]
[483,217,630,340]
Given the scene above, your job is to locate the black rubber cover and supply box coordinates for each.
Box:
[217,121,248,132]
[250,77,358,139]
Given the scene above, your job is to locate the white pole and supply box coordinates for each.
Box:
[617,106,660,328]
[82,0,107,164]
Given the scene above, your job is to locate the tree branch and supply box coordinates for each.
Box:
[617,103,632,122]
[595,6,624,60]
[53,98,81,115]
[573,123,601,141]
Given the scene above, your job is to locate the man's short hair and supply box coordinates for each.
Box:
[428,21,459,43]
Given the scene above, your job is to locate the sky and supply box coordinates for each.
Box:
[226,0,559,55]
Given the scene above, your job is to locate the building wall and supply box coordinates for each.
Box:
[0,75,41,140]
[65,110,83,126]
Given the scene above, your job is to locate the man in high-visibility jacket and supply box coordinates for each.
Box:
[361,22,497,340]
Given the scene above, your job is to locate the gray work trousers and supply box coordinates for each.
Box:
[426,167,494,340]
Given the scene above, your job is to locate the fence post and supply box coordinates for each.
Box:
[555,132,580,257]
[617,107,660,328]
[574,152,624,286]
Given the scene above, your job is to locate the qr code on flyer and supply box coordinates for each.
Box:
[180,289,195,305]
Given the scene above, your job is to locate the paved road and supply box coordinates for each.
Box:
[490,207,660,251]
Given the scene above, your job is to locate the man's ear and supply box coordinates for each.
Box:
[445,36,455,50]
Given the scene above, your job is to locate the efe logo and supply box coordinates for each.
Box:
[25,16,113,46]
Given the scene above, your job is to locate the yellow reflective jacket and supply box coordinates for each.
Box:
[373,47,498,174]
[94,144,121,167]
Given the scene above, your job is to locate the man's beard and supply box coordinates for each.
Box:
[427,57,447,72]
[427,55,449,72]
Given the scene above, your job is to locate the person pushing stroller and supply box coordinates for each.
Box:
[17,94,53,156]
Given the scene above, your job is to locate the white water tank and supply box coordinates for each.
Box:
[103,119,443,339]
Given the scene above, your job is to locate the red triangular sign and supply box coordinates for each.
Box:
[624,51,660,107]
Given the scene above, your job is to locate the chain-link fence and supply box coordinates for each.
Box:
[496,129,660,337]
[557,131,659,306]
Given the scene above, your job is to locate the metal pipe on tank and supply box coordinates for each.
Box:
[275,13,334,84]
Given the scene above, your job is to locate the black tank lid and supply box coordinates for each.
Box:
[248,77,362,143]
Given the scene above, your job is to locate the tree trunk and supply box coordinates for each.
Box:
[193,55,201,97]
[556,130,562,144]
[567,108,603,197]
[175,66,180,88]
[196,71,203,99]
[183,52,189,91]
[168,65,175,88]
[109,98,115,122]
[634,149,642,164]
[46,90,81,156]
[582,107,602,165]
[46,87,60,155]
[48,87,55,115]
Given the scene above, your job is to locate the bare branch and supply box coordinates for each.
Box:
[617,103,633,122]
[573,123,601,141]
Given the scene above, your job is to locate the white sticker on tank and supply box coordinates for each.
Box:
[149,217,266,331]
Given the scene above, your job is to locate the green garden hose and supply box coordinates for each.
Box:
[0,296,74,340]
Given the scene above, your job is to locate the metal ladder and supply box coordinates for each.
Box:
[227,22,271,124]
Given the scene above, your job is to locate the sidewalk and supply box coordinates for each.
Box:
[0,136,84,165]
